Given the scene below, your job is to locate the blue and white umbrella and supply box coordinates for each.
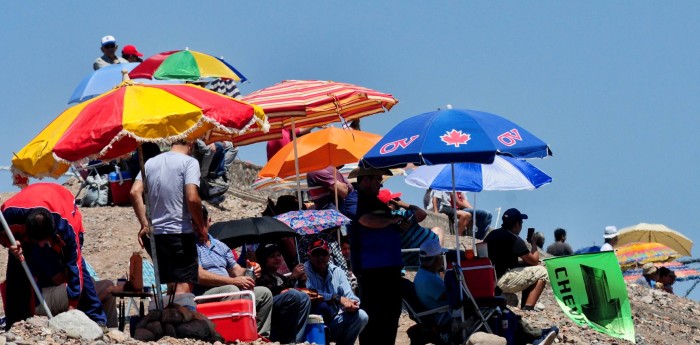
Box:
[361,108,552,168]
[404,155,552,192]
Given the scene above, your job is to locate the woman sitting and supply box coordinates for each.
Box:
[256,243,312,343]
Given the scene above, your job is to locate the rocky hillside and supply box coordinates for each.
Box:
[0,183,699,344]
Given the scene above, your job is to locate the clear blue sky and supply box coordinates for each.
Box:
[2,3,699,296]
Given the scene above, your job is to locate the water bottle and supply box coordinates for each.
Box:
[244,268,256,282]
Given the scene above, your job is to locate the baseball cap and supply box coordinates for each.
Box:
[502,208,528,223]
[255,243,280,262]
[377,189,402,203]
[642,263,658,276]
[603,226,618,239]
[101,35,116,46]
[122,45,143,57]
[419,238,447,257]
[308,239,330,255]
[348,167,393,179]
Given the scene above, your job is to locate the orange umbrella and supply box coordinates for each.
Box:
[259,127,381,178]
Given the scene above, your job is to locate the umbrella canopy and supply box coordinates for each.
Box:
[361,108,552,168]
[258,127,382,178]
[209,216,299,248]
[575,245,602,254]
[12,82,264,180]
[207,79,398,146]
[617,223,693,257]
[251,163,405,192]
[623,261,700,282]
[128,50,246,82]
[404,155,552,192]
[68,63,183,104]
[616,242,681,269]
[274,209,351,235]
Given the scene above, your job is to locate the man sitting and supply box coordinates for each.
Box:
[634,263,660,288]
[484,208,549,311]
[546,228,573,256]
[195,207,273,338]
[305,239,368,345]
[415,239,558,345]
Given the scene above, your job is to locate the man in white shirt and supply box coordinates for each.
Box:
[600,226,618,252]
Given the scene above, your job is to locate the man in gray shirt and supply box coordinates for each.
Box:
[93,35,128,70]
[546,228,574,256]
[130,140,207,303]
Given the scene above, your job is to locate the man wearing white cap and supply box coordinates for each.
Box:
[600,226,618,252]
[93,35,128,70]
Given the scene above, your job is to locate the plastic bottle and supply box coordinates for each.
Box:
[129,252,143,292]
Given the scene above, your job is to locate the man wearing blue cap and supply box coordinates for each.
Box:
[93,35,128,70]
[483,208,549,311]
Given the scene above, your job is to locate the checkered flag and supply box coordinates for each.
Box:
[209,78,241,99]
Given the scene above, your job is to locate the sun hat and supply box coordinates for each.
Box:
[420,238,447,257]
[348,167,393,179]
[377,189,402,203]
[502,208,528,223]
[101,35,116,46]
[122,44,143,57]
[604,225,618,239]
[642,263,658,276]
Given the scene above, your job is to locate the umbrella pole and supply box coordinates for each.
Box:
[138,145,163,310]
[450,163,466,332]
[291,119,303,210]
[0,212,53,318]
[334,167,341,244]
[472,192,477,256]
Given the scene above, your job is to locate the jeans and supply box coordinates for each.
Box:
[312,301,368,345]
[203,285,273,337]
[270,289,311,343]
[358,267,402,345]
[462,208,493,240]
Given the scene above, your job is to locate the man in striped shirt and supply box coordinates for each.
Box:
[305,239,368,345]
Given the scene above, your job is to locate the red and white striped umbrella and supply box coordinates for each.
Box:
[208,80,398,145]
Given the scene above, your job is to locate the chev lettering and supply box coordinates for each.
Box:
[497,129,522,147]
[553,267,587,323]
[380,135,420,154]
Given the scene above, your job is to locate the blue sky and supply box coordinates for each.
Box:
[2,3,699,296]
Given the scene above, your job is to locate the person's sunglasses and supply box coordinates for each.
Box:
[103,44,116,49]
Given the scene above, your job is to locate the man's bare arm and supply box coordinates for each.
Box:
[185,184,206,241]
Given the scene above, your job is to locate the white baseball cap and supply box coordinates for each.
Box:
[101,35,116,46]
[603,225,618,239]
[420,238,447,257]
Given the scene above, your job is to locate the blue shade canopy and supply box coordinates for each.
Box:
[361,108,552,168]
[405,155,552,192]
[68,62,183,104]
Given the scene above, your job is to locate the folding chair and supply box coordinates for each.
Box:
[444,264,506,342]
[400,278,453,345]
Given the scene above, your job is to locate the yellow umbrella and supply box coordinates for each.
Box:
[617,223,693,257]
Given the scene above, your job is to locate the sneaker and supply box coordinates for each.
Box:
[533,326,559,345]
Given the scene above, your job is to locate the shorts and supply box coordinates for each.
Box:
[497,265,549,293]
[439,205,457,218]
[152,233,199,284]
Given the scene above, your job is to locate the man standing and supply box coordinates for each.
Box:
[130,140,207,306]
[195,207,273,338]
[305,239,368,345]
[546,228,573,256]
[2,183,108,328]
[306,165,353,210]
[600,226,618,252]
[343,167,409,344]
[93,35,128,70]
[483,208,549,311]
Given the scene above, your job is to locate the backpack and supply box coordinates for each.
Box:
[82,174,109,207]
[198,177,229,201]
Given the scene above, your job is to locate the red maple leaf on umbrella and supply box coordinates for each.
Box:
[441,129,471,147]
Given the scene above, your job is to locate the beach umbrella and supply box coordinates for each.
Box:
[617,223,693,257]
[623,261,700,282]
[128,49,247,82]
[259,127,382,178]
[574,245,601,254]
[404,155,552,192]
[11,81,264,180]
[209,216,299,249]
[273,209,351,236]
[615,242,681,269]
[68,63,183,104]
[251,163,405,192]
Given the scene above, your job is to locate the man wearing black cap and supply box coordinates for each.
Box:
[483,208,549,311]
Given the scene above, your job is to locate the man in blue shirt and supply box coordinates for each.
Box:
[305,239,368,345]
[634,263,659,288]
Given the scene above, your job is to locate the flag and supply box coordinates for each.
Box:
[544,251,636,343]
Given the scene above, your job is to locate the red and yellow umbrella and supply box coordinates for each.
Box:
[616,242,681,269]
[129,49,246,82]
[12,82,263,180]
[208,79,398,145]
[259,127,382,178]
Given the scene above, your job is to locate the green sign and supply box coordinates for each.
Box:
[544,251,635,343]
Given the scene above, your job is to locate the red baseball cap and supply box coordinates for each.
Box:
[122,45,143,57]
[308,239,330,255]
[377,189,402,203]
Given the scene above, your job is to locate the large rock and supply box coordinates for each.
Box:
[176,319,211,339]
[47,310,103,341]
[467,332,507,345]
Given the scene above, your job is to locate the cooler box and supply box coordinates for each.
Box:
[447,258,496,299]
[108,171,133,206]
[194,291,258,342]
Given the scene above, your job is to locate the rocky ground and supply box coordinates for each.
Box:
[0,182,700,344]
